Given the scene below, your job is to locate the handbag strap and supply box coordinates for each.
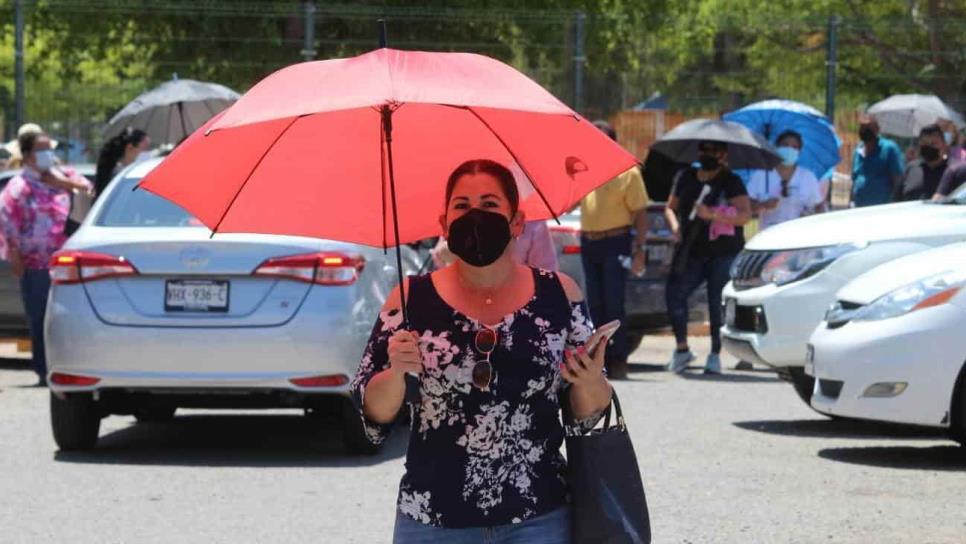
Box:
[561,388,627,432]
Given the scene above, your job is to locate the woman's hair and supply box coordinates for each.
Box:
[95,127,147,195]
[776,130,803,148]
[17,131,42,156]
[444,159,520,214]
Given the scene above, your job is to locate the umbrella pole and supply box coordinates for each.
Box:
[177,101,189,143]
[381,106,408,326]
[382,104,421,406]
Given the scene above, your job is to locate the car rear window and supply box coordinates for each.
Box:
[96,177,204,228]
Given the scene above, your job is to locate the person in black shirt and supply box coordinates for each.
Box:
[897,124,949,201]
[664,140,751,374]
[934,159,966,200]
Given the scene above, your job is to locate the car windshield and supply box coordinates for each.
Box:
[96,177,204,228]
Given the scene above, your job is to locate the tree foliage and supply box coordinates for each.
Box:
[0,0,963,147]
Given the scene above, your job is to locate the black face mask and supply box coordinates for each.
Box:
[859,127,876,142]
[447,208,512,267]
[920,145,940,162]
[697,154,720,171]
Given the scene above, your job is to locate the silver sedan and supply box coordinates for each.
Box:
[45,158,424,453]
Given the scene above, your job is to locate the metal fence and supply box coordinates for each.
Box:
[1,1,964,166]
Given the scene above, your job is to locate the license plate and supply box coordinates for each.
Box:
[165,280,229,312]
[646,244,668,265]
[725,298,736,326]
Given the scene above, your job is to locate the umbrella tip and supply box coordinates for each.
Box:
[377,19,388,48]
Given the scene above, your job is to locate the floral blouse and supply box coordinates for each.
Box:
[351,268,596,529]
[0,167,71,269]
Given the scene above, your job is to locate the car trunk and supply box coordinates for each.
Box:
[76,232,341,327]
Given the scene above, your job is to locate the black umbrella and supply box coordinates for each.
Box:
[105,78,240,145]
[650,118,781,169]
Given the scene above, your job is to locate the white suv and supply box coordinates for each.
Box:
[721,191,966,407]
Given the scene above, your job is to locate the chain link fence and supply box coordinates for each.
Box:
[1,1,964,168]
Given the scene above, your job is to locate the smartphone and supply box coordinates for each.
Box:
[585,319,621,356]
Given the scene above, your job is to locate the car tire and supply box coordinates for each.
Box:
[134,406,177,423]
[341,398,382,455]
[787,367,816,407]
[50,392,102,451]
[949,363,966,447]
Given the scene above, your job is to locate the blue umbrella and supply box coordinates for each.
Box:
[722,99,841,181]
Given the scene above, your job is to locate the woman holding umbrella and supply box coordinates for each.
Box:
[138,46,646,542]
[353,159,612,542]
[664,141,752,374]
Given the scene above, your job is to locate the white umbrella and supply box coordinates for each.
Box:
[105,78,240,144]
[867,94,965,138]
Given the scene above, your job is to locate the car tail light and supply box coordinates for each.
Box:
[549,225,581,255]
[290,374,350,387]
[49,372,101,386]
[49,251,138,285]
[254,252,364,285]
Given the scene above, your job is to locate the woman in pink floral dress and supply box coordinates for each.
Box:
[0,131,89,385]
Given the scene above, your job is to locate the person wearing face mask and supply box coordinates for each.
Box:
[5,123,92,198]
[747,130,824,230]
[94,127,151,199]
[664,140,752,374]
[896,124,950,201]
[851,115,904,207]
[0,131,75,386]
[352,159,613,542]
[936,119,965,164]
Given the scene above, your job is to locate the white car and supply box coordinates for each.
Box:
[721,186,966,407]
[808,242,966,445]
[45,159,423,453]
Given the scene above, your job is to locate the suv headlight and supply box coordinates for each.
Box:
[852,270,966,322]
[760,245,858,286]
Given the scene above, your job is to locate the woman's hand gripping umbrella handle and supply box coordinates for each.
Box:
[388,329,423,407]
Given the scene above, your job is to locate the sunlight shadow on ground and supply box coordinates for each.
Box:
[54,413,408,468]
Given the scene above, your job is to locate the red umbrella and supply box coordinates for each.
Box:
[140,48,636,319]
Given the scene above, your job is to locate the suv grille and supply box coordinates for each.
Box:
[731,251,775,290]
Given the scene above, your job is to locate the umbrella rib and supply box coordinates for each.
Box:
[463,106,560,223]
[140,105,160,141]
[202,99,218,120]
[209,116,301,236]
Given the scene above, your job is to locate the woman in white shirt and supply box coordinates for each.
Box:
[747,130,825,230]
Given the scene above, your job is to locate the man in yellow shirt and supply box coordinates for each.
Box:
[580,121,649,379]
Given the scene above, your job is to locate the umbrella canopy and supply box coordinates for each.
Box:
[105,79,240,145]
[649,118,781,170]
[867,94,965,138]
[722,99,841,180]
[139,48,636,248]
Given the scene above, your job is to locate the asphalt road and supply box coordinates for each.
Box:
[1,337,965,544]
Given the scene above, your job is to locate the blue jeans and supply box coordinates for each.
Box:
[20,268,51,380]
[392,507,571,544]
[665,254,735,354]
[580,233,630,365]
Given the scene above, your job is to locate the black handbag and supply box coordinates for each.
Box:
[563,391,651,544]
